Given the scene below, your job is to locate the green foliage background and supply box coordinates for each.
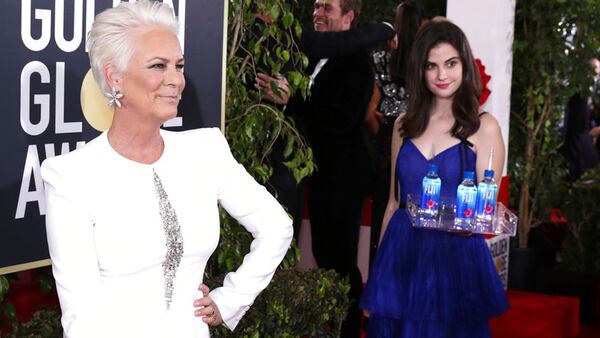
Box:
[558,167,600,273]
[509,0,600,248]
[208,0,351,336]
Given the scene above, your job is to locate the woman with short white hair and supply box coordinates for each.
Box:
[41,1,293,337]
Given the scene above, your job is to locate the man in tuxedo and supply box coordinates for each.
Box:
[249,7,393,241]
[258,1,376,336]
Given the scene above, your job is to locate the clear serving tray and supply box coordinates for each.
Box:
[406,194,517,236]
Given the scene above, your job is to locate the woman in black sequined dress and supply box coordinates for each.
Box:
[366,1,423,260]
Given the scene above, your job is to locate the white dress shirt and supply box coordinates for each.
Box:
[308,58,329,90]
[41,128,293,338]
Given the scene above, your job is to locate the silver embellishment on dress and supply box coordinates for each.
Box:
[372,50,408,118]
[153,169,184,310]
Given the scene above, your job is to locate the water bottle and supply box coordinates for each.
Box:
[475,169,498,232]
[420,164,441,222]
[455,171,477,230]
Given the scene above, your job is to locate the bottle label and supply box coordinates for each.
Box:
[476,184,498,217]
[456,187,477,219]
[421,179,441,211]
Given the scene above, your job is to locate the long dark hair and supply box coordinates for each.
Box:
[400,18,481,140]
[389,1,421,86]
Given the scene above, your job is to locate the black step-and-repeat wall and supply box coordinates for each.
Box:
[0,0,225,273]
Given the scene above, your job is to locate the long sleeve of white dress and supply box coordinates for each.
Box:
[43,160,107,338]
[208,129,294,330]
[41,128,293,338]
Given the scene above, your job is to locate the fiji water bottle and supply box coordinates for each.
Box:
[455,171,477,230]
[420,164,441,221]
[475,169,498,232]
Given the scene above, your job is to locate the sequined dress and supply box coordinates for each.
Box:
[360,139,509,337]
[372,50,407,120]
[42,128,292,338]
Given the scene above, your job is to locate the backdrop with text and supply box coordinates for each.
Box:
[0,0,225,273]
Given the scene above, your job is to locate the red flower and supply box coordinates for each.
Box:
[476,58,491,105]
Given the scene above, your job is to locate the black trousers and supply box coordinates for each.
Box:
[268,172,305,240]
[265,136,306,240]
[308,174,367,338]
[369,118,395,263]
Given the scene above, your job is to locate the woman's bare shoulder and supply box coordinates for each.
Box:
[477,112,501,136]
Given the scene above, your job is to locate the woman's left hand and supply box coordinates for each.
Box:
[193,283,223,326]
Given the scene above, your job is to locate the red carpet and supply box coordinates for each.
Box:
[490,290,580,338]
[577,326,600,338]
[360,290,582,338]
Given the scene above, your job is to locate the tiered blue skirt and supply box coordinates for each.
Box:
[360,209,509,338]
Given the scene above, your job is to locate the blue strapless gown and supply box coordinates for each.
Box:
[360,139,509,338]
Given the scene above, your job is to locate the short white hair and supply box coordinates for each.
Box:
[87,0,179,93]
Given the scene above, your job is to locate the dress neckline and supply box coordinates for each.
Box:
[405,139,474,161]
[102,130,168,168]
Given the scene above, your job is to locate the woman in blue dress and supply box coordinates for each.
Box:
[360,18,509,337]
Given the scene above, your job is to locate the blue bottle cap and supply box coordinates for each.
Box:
[484,169,494,178]
[463,171,475,180]
[428,163,438,173]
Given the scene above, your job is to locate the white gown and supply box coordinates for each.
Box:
[41,128,293,338]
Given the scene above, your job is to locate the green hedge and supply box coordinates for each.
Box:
[208,269,350,338]
[3,307,62,338]
[1,268,349,338]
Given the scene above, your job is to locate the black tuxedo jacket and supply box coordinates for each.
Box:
[287,50,374,189]
[255,23,392,175]
[301,23,394,59]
